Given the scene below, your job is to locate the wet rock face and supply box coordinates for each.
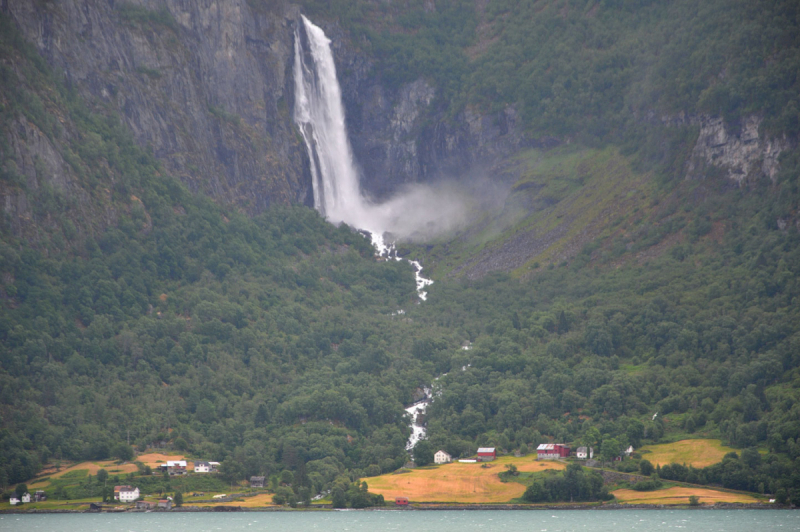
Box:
[5,0,313,215]
[679,114,792,184]
[5,0,535,215]
[327,19,537,200]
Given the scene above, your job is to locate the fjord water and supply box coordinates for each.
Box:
[1,510,797,532]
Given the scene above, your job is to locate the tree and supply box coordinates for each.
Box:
[15,483,28,499]
[96,469,109,484]
[113,443,134,461]
[174,491,183,507]
[639,459,654,477]
[220,458,244,483]
[413,440,434,467]
[626,420,644,448]
[331,486,347,508]
[688,495,700,506]
[600,438,621,464]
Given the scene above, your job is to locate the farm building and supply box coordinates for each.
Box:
[34,490,46,502]
[477,447,496,461]
[195,460,219,473]
[118,486,140,502]
[434,450,452,464]
[536,443,570,459]
[158,499,172,509]
[21,492,31,503]
[136,501,154,510]
[395,497,409,506]
[624,445,634,457]
[162,460,188,475]
[9,497,19,505]
[576,446,593,460]
[250,476,266,488]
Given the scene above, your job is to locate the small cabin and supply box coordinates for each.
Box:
[395,497,409,506]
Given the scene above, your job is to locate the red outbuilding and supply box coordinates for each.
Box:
[477,447,497,461]
[536,443,570,460]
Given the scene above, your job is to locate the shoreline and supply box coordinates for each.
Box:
[0,502,786,514]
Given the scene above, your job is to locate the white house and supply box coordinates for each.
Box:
[624,445,634,457]
[195,460,211,473]
[434,450,452,464]
[576,446,594,460]
[21,493,31,503]
[9,497,19,505]
[118,486,140,502]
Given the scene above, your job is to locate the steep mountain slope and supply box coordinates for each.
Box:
[1,0,800,507]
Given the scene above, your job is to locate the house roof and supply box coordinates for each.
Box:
[577,446,588,452]
[477,447,496,453]
[537,443,570,451]
[166,460,187,467]
[119,486,138,492]
[195,461,210,467]
[250,476,266,481]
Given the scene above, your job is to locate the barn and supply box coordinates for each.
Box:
[536,443,570,460]
[477,447,496,461]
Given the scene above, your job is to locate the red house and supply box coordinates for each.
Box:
[536,443,570,460]
[395,497,409,506]
[477,447,496,461]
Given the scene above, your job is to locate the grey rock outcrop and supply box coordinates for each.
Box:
[5,0,541,218]
[668,113,792,184]
[5,0,312,215]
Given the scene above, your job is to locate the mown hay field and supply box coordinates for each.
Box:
[136,452,190,468]
[638,439,736,467]
[367,456,565,503]
[612,486,760,505]
[232,493,277,507]
[44,460,139,482]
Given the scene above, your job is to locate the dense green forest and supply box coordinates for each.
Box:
[1,0,800,507]
[302,0,800,141]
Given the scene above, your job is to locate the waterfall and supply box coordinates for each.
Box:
[293,15,434,299]
[293,15,366,228]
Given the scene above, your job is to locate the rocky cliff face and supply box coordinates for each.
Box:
[5,0,538,220]
[4,0,793,233]
[335,44,539,199]
[5,0,312,216]
[665,113,793,184]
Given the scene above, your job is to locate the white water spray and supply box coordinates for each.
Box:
[293,15,438,298]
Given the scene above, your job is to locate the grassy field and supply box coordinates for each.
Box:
[136,453,190,468]
[638,439,737,467]
[231,493,276,507]
[612,486,760,505]
[366,456,566,504]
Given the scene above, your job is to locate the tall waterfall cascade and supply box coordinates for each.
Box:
[293,15,433,299]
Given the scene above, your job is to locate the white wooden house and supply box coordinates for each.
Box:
[434,450,452,464]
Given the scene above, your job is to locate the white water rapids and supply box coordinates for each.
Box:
[293,15,434,300]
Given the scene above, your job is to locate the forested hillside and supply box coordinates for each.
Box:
[1,0,800,506]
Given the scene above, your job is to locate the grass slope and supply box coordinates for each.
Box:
[367,456,565,503]
[612,486,760,505]
[422,146,654,279]
[639,439,737,468]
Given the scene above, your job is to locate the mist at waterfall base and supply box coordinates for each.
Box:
[294,15,501,258]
